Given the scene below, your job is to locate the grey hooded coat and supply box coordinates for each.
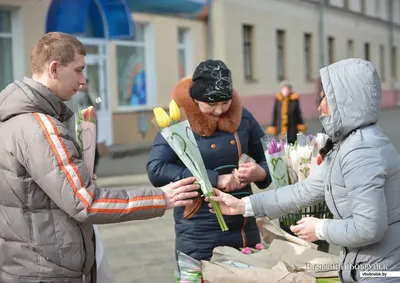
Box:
[249,59,400,282]
[0,78,167,283]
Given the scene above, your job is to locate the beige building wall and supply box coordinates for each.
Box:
[130,12,207,108]
[112,13,208,144]
[1,0,399,145]
[211,0,400,125]
[0,0,50,79]
[213,0,400,96]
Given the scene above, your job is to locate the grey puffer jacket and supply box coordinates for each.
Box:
[0,78,167,283]
[249,59,400,282]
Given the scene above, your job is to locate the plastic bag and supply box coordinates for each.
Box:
[174,251,203,283]
[239,153,255,165]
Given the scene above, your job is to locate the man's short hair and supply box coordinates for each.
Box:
[31,32,86,75]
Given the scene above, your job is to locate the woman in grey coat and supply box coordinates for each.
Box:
[208,58,400,282]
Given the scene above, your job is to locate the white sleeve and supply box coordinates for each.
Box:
[243,196,255,217]
[315,219,329,240]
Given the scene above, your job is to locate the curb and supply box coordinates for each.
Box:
[107,144,152,159]
[97,174,150,187]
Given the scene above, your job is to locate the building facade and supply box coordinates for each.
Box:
[210,0,400,125]
[0,0,399,146]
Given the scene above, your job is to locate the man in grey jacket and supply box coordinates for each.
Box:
[208,59,400,282]
[0,32,199,283]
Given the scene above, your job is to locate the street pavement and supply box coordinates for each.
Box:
[96,107,400,283]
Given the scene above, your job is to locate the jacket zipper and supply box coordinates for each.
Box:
[329,185,343,219]
[241,217,248,248]
[79,227,88,281]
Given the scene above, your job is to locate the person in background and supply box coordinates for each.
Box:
[65,79,100,173]
[147,59,272,266]
[266,80,307,144]
[207,58,400,282]
[0,32,200,283]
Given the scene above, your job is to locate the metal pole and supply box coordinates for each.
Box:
[319,0,325,68]
[207,0,214,59]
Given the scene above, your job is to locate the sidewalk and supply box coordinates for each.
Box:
[97,108,400,188]
[96,153,151,187]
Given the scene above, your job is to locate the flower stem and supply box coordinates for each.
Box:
[207,192,229,231]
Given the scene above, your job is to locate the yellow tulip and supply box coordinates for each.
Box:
[153,107,171,128]
[169,99,181,122]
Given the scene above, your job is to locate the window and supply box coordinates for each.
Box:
[177,27,192,79]
[343,0,349,9]
[327,36,335,64]
[360,0,366,14]
[347,39,354,58]
[116,23,151,108]
[392,46,397,79]
[277,30,286,81]
[375,0,381,18]
[0,10,13,90]
[242,25,254,81]
[364,43,370,61]
[379,45,385,82]
[304,33,312,82]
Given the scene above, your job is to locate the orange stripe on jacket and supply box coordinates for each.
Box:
[34,113,166,214]
[33,113,93,208]
[88,205,166,214]
[46,114,94,199]
[93,195,165,204]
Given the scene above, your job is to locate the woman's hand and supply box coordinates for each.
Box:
[217,174,245,192]
[161,177,200,210]
[205,189,245,215]
[290,217,320,242]
[233,162,267,184]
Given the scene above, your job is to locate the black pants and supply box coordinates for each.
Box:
[94,146,99,174]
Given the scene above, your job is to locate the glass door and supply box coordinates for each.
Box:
[79,39,113,145]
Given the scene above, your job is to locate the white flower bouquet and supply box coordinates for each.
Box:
[261,132,332,227]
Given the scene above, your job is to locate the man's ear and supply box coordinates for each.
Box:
[48,61,58,79]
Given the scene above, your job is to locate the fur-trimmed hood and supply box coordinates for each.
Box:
[171,77,242,137]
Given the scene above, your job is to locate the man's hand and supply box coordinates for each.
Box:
[161,177,200,210]
[205,189,245,215]
[217,174,246,192]
[290,217,320,242]
[233,162,267,184]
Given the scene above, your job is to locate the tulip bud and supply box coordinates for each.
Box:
[82,109,90,121]
[255,243,263,250]
[153,107,171,129]
[88,106,96,122]
[169,99,181,122]
[241,247,252,254]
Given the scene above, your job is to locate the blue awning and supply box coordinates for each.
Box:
[126,0,210,20]
[46,0,135,39]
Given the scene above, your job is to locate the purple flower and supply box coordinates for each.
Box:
[269,139,285,154]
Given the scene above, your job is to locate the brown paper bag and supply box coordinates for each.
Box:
[201,240,339,283]
[256,217,319,249]
[202,260,317,283]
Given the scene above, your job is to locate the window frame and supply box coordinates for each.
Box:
[0,9,13,90]
[114,22,156,112]
[242,24,254,81]
[177,27,193,80]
